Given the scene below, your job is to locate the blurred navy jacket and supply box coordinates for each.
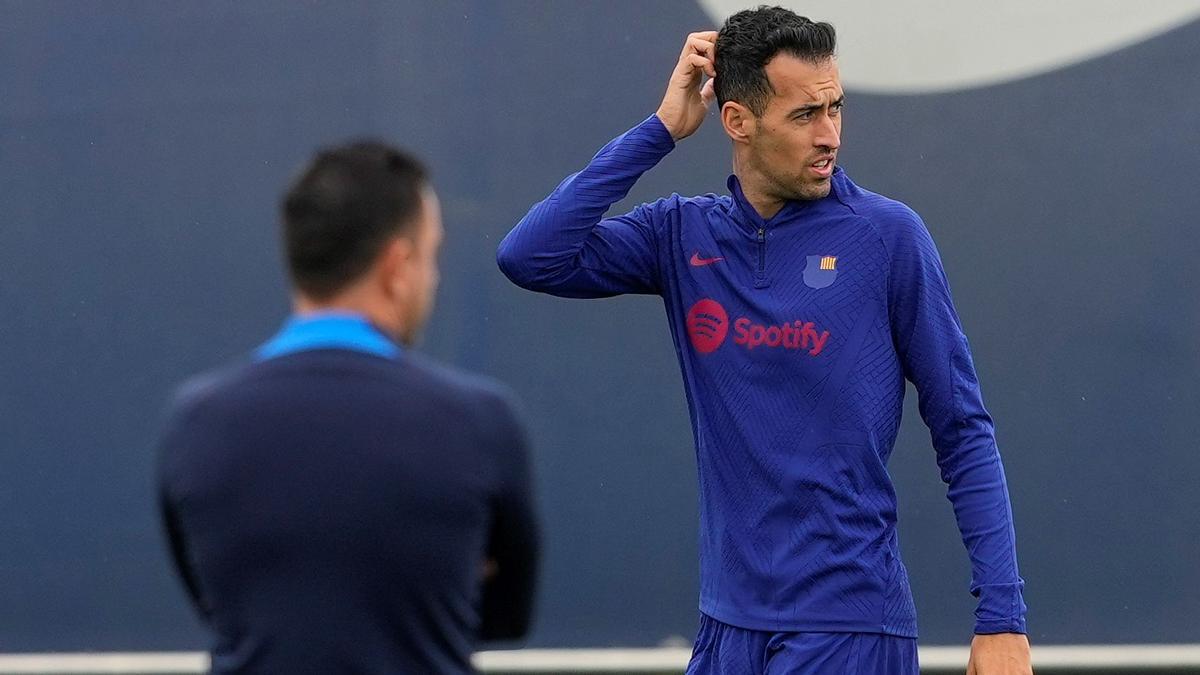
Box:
[158,314,539,674]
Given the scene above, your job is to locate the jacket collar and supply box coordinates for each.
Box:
[255,311,401,361]
[725,168,845,231]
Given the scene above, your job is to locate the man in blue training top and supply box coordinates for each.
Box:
[497,7,1029,675]
[159,142,539,674]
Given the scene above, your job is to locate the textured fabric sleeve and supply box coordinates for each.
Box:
[496,114,676,298]
[886,207,1028,635]
[478,391,541,641]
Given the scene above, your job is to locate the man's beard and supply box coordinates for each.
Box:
[753,152,833,203]
[771,169,832,202]
[791,179,832,201]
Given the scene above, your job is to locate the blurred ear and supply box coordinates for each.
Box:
[378,236,415,296]
[721,101,755,145]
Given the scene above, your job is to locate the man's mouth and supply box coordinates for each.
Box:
[810,156,835,178]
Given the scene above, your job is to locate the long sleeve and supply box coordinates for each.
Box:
[159,488,212,621]
[479,393,541,641]
[886,207,1027,635]
[156,391,215,623]
[496,115,676,298]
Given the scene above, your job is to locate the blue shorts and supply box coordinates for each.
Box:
[685,614,919,675]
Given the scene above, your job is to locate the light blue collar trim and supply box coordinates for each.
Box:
[255,312,401,361]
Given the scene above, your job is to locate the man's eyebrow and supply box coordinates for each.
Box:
[788,96,846,117]
[788,103,822,117]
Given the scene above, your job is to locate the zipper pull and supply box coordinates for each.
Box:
[758,228,765,242]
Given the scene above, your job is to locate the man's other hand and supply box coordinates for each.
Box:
[967,633,1033,675]
[655,31,717,141]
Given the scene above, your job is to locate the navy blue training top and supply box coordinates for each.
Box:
[497,115,1026,636]
[157,314,539,674]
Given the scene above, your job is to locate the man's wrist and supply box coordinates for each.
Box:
[974,617,1027,635]
[973,580,1027,635]
[650,111,682,143]
[642,113,678,148]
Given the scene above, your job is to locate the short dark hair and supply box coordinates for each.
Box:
[281,141,428,299]
[715,6,837,116]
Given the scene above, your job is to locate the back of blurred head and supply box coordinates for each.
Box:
[282,142,442,346]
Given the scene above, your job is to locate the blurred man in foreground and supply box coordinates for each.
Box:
[158,142,539,674]
[498,6,1029,674]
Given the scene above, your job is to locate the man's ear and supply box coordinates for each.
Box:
[378,236,415,295]
[721,101,756,144]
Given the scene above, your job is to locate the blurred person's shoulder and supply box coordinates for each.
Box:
[402,351,527,435]
[166,350,523,430]
[163,358,253,425]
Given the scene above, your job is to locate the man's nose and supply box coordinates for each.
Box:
[815,114,840,151]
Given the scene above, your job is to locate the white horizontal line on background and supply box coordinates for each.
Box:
[0,645,1197,673]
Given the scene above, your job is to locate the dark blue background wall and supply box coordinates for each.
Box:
[2,1,1198,651]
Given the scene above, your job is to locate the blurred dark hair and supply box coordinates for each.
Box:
[281,141,427,299]
[715,6,837,116]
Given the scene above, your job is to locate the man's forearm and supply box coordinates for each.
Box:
[495,115,674,295]
[939,427,1027,633]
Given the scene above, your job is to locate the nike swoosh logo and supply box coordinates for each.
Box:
[690,253,724,267]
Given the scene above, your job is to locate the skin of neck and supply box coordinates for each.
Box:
[731,150,787,221]
[292,278,405,342]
